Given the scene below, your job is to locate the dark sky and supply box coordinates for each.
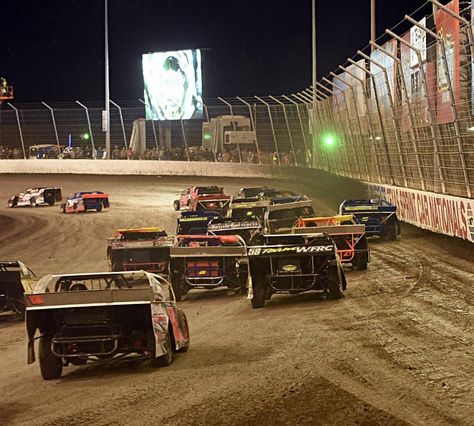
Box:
[2,0,430,103]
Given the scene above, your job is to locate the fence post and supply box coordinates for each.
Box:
[75,101,96,158]
[347,58,395,185]
[292,93,317,168]
[180,120,190,161]
[269,96,298,166]
[369,41,426,191]
[139,99,159,149]
[41,102,60,150]
[386,29,446,194]
[339,66,383,183]
[405,15,471,198]
[237,97,261,164]
[255,96,281,166]
[282,95,309,165]
[218,97,242,163]
[110,100,129,156]
[320,79,362,180]
[7,103,26,159]
[357,50,408,187]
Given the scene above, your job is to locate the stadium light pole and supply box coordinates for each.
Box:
[104,0,111,159]
[312,0,317,102]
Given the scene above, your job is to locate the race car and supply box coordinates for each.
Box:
[173,186,231,214]
[247,233,346,309]
[0,261,35,319]
[107,228,175,273]
[176,211,222,235]
[25,271,190,379]
[60,191,109,213]
[292,215,369,270]
[8,187,62,208]
[339,199,400,240]
[170,234,247,301]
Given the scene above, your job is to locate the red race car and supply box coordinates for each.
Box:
[60,191,109,213]
[173,186,230,214]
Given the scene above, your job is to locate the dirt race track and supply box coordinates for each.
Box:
[0,174,473,426]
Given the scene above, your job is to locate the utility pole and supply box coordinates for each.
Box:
[104,0,111,159]
[371,0,376,51]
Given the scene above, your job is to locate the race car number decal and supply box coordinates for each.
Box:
[248,245,333,256]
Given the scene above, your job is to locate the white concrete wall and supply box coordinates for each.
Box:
[0,159,290,179]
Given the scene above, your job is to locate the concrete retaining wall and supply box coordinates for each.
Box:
[0,159,287,179]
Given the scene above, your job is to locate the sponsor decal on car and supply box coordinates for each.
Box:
[247,245,334,256]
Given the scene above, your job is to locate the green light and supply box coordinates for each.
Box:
[83,133,90,140]
[321,133,336,147]
[203,132,211,141]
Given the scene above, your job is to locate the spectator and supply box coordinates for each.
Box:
[112,145,120,159]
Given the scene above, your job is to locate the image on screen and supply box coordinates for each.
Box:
[142,49,203,121]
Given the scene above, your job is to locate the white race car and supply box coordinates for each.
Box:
[8,187,62,208]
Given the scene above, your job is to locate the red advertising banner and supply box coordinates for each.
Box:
[436,0,460,124]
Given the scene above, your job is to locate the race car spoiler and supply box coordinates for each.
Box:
[171,246,246,258]
[207,218,261,232]
[110,237,175,250]
[291,224,365,236]
[229,200,270,210]
[266,199,313,212]
[81,193,109,199]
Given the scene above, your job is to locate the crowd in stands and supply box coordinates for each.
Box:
[0,144,311,166]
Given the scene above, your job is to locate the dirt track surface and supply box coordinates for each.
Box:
[0,174,473,426]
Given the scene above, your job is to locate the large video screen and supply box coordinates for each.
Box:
[142,49,203,121]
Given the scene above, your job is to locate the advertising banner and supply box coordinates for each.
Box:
[142,49,203,121]
[368,183,474,243]
[436,0,460,124]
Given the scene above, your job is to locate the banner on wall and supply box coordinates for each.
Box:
[436,0,460,124]
[367,183,474,243]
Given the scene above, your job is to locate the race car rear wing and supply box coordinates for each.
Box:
[207,218,262,233]
[170,246,246,258]
[109,237,175,250]
[291,224,365,236]
[266,199,313,212]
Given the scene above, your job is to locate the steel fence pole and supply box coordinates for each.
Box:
[386,29,446,194]
[282,95,309,164]
[75,101,96,158]
[218,97,242,163]
[357,50,408,187]
[320,79,362,180]
[347,58,395,185]
[180,120,190,161]
[338,66,382,183]
[110,100,128,155]
[138,99,159,149]
[311,85,347,176]
[203,104,217,162]
[255,96,281,166]
[330,72,372,181]
[237,97,261,164]
[369,40,425,190]
[292,93,317,167]
[41,102,60,150]
[269,96,298,166]
[405,16,471,198]
[7,103,26,159]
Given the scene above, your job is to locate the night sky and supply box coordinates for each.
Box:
[2,0,430,103]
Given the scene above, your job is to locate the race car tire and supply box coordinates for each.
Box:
[173,200,180,211]
[353,251,369,271]
[30,198,37,207]
[39,336,62,380]
[7,199,16,208]
[154,331,173,367]
[327,266,344,300]
[46,198,55,206]
[96,203,103,212]
[383,220,398,241]
[251,272,266,309]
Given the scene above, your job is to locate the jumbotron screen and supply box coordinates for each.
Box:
[142,49,203,121]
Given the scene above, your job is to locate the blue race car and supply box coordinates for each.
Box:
[339,199,400,240]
